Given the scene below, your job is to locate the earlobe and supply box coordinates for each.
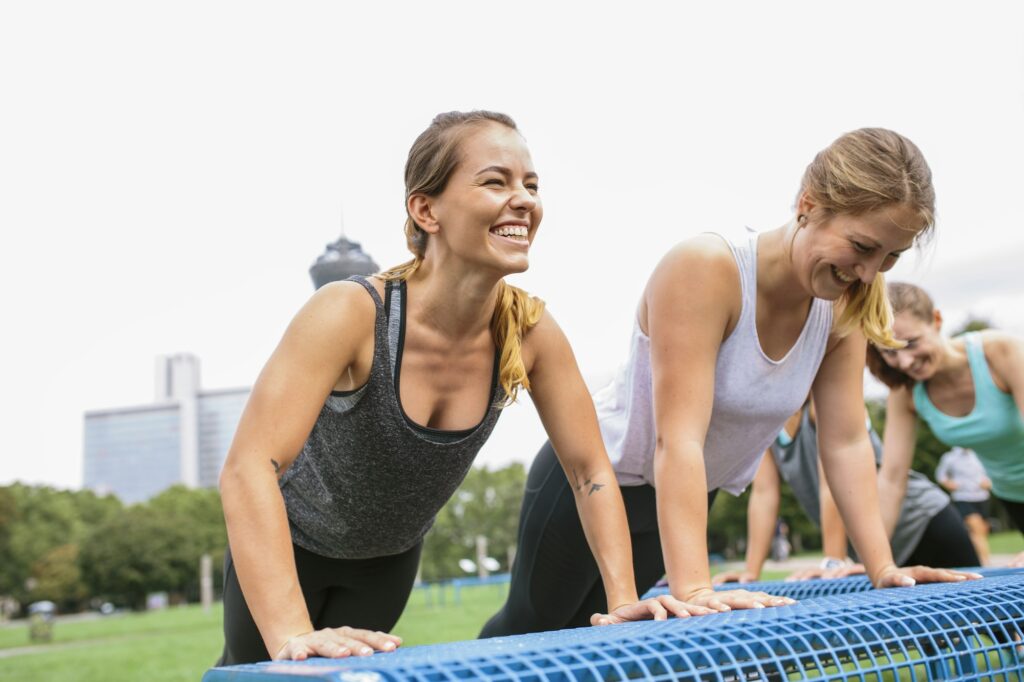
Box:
[407,194,440,235]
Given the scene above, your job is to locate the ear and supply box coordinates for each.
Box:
[407,193,441,235]
[933,309,943,331]
[796,191,817,219]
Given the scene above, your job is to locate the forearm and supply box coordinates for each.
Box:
[654,441,713,599]
[569,463,639,609]
[876,468,908,539]
[818,477,849,559]
[744,487,777,577]
[820,443,896,582]
[221,463,313,656]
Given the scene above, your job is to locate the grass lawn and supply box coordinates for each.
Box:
[0,584,509,682]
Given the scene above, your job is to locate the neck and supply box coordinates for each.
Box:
[930,337,969,382]
[756,222,814,311]
[405,256,502,340]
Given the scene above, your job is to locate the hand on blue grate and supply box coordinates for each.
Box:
[872,564,983,589]
[590,594,717,626]
[273,626,402,661]
[677,586,796,611]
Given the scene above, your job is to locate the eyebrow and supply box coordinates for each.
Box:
[475,165,539,180]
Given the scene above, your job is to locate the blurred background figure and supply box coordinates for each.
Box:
[936,446,992,565]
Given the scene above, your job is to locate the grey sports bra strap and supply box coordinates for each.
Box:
[386,279,404,380]
[345,275,384,308]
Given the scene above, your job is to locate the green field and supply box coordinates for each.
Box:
[1,533,1021,682]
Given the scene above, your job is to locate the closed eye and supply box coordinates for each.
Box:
[852,241,872,253]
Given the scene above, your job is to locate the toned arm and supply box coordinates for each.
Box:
[525,311,712,623]
[219,281,389,659]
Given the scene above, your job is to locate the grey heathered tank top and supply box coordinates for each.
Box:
[770,407,949,565]
[279,276,505,559]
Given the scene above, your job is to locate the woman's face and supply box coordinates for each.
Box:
[879,310,945,381]
[793,202,920,301]
[424,122,542,275]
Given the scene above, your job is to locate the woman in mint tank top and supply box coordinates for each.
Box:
[867,282,1024,568]
[217,112,696,666]
[483,129,979,640]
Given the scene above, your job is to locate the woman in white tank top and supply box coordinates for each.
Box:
[482,128,979,638]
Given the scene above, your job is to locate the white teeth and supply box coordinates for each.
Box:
[493,225,528,239]
[833,266,854,283]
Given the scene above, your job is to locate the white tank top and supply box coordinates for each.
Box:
[593,229,833,495]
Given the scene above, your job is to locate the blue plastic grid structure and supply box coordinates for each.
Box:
[204,570,1024,681]
[641,566,1021,601]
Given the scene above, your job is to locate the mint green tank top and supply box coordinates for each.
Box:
[913,332,1024,502]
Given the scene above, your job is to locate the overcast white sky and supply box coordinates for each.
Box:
[2,1,1023,490]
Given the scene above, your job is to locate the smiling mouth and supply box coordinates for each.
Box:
[490,225,529,242]
[831,265,856,285]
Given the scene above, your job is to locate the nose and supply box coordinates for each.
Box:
[509,185,537,212]
[897,350,915,370]
[854,255,886,284]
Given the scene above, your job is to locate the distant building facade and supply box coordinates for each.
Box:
[84,232,377,503]
[83,354,248,503]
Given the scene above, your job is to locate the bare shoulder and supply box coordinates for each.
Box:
[978,329,1024,361]
[978,329,1024,388]
[521,308,569,373]
[650,233,738,286]
[642,234,741,332]
[287,279,378,350]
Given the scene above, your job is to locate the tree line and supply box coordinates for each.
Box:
[0,464,528,616]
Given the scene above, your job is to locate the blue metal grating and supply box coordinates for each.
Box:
[640,566,1022,601]
[204,570,1024,681]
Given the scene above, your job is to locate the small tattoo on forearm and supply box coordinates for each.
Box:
[588,483,605,496]
[271,459,281,475]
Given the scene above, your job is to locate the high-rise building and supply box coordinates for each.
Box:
[83,354,248,503]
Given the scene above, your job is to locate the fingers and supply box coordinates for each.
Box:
[707,589,795,610]
[903,566,982,584]
[276,627,402,660]
[656,595,716,618]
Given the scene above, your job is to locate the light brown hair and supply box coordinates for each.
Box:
[800,128,935,348]
[865,282,935,388]
[378,111,545,404]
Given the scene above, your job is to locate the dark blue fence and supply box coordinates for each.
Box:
[204,569,1024,681]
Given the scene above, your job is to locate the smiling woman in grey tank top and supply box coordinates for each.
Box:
[217,111,696,666]
[483,128,980,640]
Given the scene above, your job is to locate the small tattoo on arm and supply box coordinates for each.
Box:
[588,483,605,496]
[271,459,281,475]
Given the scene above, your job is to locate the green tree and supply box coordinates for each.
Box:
[79,486,226,608]
[31,544,88,610]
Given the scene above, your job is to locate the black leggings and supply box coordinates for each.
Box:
[480,441,715,638]
[994,495,1024,534]
[902,503,980,568]
[218,540,421,665]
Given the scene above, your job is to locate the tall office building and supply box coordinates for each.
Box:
[83,354,248,503]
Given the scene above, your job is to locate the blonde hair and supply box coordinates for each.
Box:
[865,282,935,389]
[800,128,935,348]
[378,111,545,404]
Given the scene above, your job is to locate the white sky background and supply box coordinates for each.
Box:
[2,1,1023,489]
